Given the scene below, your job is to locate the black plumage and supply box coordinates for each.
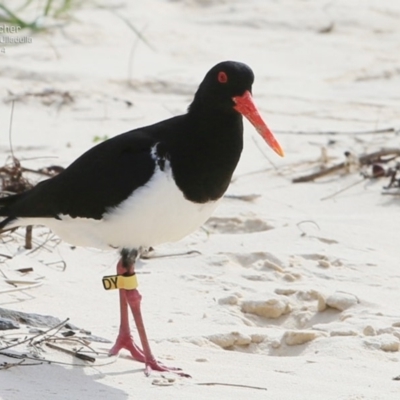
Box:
[0,61,253,226]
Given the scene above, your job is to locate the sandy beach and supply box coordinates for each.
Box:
[1,1,400,399]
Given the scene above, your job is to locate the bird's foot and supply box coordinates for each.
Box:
[145,357,191,378]
[109,333,145,363]
[109,335,190,377]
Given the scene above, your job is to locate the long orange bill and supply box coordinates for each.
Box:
[233,90,284,157]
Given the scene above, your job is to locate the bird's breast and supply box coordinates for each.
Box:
[39,161,219,250]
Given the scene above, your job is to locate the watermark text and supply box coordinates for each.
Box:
[0,24,33,54]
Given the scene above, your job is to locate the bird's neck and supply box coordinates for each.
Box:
[169,109,244,204]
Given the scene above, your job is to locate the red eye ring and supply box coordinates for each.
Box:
[218,71,228,83]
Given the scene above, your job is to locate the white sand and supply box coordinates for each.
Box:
[1,0,400,399]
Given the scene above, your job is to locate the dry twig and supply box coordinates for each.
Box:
[195,382,267,391]
[45,342,95,363]
[0,318,69,351]
[292,148,400,183]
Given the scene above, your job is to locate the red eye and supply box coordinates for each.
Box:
[218,71,228,83]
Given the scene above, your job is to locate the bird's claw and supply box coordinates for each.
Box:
[109,333,146,363]
[110,334,190,376]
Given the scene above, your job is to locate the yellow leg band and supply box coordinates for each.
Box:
[102,274,138,291]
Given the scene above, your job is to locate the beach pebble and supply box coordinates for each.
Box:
[208,332,252,347]
[275,288,297,296]
[283,273,298,282]
[195,358,208,362]
[262,259,284,272]
[326,292,358,311]
[363,325,376,336]
[233,331,252,346]
[317,259,331,268]
[365,334,400,352]
[241,298,291,318]
[251,333,267,344]
[218,295,239,305]
[283,330,321,346]
[271,339,281,349]
[207,331,252,348]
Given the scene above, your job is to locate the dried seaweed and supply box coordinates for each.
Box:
[0,155,64,249]
[0,314,115,370]
[292,148,400,192]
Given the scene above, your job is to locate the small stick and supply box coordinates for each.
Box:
[45,343,95,363]
[0,351,26,360]
[0,360,44,369]
[26,231,60,255]
[25,225,33,249]
[0,253,12,259]
[20,167,57,177]
[0,352,45,369]
[16,267,34,273]
[296,220,320,235]
[141,250,201,260]
[293,148,400,183]
[1,359,26,370]
[45,337,98,355]
[358,148,400,163]
[293,161,346,183]
[0,318,69,351]
[0,281,43,295]
[195,382,267,391]
[225,194,261,202]
[45,260,67,269]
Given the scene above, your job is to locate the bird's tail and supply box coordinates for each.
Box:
[0,193,23,208]
[0,216,15,231]
[0,193,22,230]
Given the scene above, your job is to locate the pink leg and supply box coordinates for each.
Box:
[109,288,145,362]
[110,253,190,377]
[125,289,190,377]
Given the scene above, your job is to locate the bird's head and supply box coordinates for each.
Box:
[190,61,284,157]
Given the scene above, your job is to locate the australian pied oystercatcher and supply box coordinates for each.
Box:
[0,61,283,376]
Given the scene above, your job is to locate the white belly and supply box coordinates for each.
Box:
[16,165,220,250]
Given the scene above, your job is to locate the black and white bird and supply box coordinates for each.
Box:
[0,61,283,376]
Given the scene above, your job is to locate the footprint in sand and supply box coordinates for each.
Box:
[226,251,302,282]
[204,216,273,234]
[204,250,367,357]
[211,286,363,355]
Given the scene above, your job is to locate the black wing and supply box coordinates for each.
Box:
[0,129,158,221]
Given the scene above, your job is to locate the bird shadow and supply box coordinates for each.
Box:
[0,358,132,400]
